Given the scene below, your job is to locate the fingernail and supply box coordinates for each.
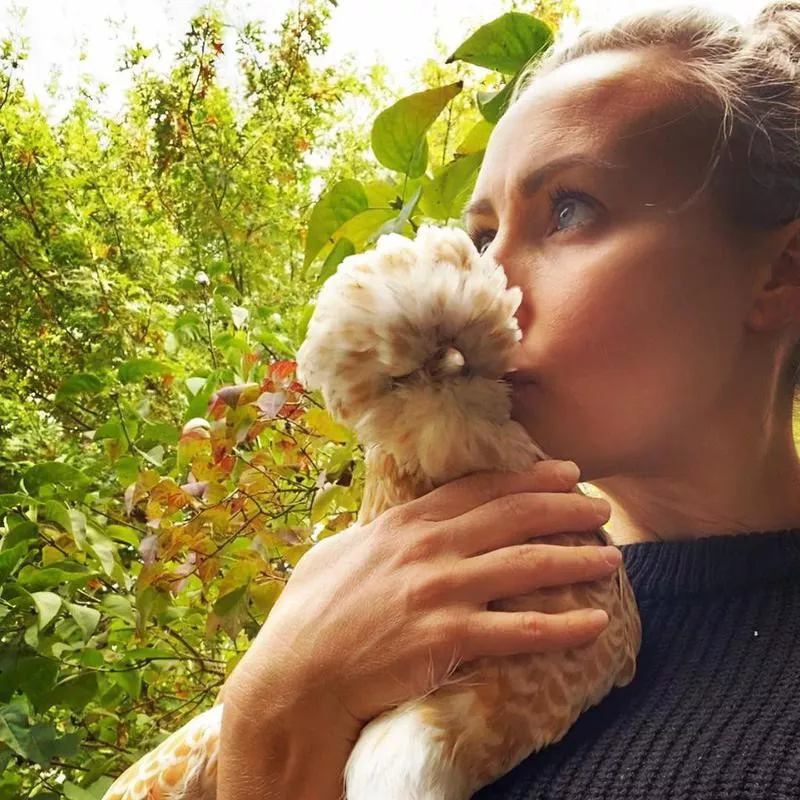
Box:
[586,609,609,626]
[556,461,580,482]
[591,498,611,520]
[603,547,623,567]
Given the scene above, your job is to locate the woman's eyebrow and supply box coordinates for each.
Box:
[461,153,625,222]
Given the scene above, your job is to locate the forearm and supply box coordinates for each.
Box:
[218,695,355,800]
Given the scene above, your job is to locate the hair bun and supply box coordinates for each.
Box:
[756,1,800,20]
[754,2,800,59]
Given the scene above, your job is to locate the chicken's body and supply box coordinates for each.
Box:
[102,225,641,800]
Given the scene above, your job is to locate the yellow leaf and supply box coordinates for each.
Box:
[304,407,353,442]
[42,545,65,565]
[283,543,313,566]
[251,581,283,615]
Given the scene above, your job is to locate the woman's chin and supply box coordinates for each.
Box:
[509,390,542,434]
[508,386,566,461]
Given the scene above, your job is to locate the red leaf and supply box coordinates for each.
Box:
[208,394,228,419]
[271,360,296,379]
[217,453,235,475]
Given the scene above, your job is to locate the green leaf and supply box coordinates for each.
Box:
[477,70,524,124]
[420,151,484,221]
[23,462,89,496]
[0,493,41,511]
[0,702,79,765]
[303,179,368,269]
[0,543,28,583]
[54,373,105,403]
[364,180,400,208]
[186,376,207,396]
[17,657,59,711]
[85,525,117,578]
[63,783,98,800]
[317,237,355,285]
[114,455,139,485]
[102,594,135,625]
[45,673,99,712]
[2,522,38,551]
[142,444,165,467]
[17,561,94,591]
[446,12,553,74]
[42,500,73,534]
[318,209,395,262]
[104,525,140,548]
[0,703,40,762]
[138,421,179,445]
[371,82,463,178]
[456,119,494,155]
[94,419,138,443]
[368,184,423,242]
[68,508,88,551]
[311,484,348,525]
[125,647,175,661]
[295,302,316,344]
[117,358,171,383]
[185,371,219,420]
[110,668,141,701]
[30,591,61,630]
[213,584,248,616]
[65,601,101,640]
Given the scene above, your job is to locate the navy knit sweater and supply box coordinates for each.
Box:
[474,527,800,800]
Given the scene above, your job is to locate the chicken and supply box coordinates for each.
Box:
[102,224,641,800]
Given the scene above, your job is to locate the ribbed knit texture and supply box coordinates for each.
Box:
[473,527,800,800]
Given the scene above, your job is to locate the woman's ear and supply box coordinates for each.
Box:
[746,219,800,333]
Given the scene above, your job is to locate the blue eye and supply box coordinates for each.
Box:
[549,184,596,233]
[468,185,598,252]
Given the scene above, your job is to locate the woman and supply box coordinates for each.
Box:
[219,3,800,798]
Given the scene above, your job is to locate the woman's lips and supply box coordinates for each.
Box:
[502,371,537,386]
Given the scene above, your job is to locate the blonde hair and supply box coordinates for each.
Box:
[510,2,800,387]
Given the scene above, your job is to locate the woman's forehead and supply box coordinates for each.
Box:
[472,49,719,210]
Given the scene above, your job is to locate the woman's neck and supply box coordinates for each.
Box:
[586,404,800,545]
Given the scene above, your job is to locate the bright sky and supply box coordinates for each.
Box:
[0,0,770,121]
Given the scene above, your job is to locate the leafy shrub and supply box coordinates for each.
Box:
[0,4,563,796]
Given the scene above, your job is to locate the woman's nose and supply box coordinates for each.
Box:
[512,291,532,335]
[488,243,532,334]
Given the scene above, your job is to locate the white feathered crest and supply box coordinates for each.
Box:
[296,225,533,479]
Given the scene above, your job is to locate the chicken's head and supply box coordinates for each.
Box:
[296,224,532,478]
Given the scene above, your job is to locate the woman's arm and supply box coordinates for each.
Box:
[219,692,356,800]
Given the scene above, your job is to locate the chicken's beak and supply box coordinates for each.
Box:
[425,346,466,378]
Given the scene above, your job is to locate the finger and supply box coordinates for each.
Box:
[441,544,622,604]
[446,491,611,557]
[461,608,610,660]
[408,460,582,523]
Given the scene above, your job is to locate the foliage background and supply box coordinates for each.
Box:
[0,0,795,798]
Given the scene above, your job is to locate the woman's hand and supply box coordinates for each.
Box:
[220,460,615,751]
